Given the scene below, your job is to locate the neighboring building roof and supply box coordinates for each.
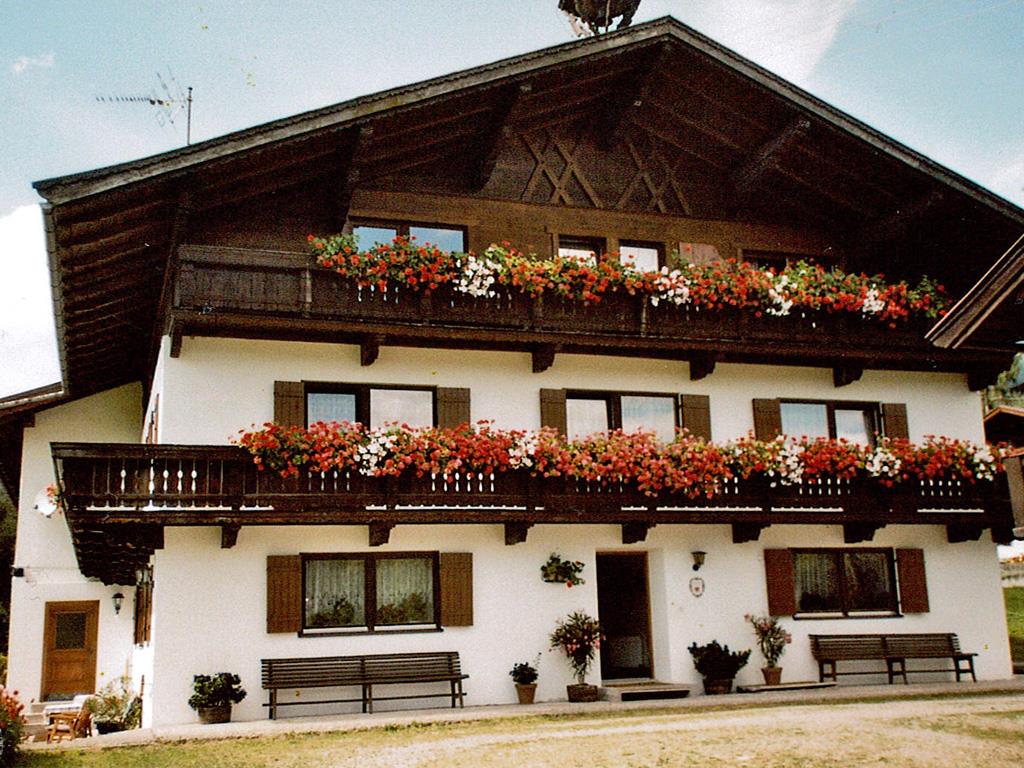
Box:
[984,405,1024,449]
[0,382,65,506]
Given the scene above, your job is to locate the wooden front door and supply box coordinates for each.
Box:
[41,601,99,700]
[596,553,654,680]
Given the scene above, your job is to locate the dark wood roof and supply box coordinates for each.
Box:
[27,15,1024,409]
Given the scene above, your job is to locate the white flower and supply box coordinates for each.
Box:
[650,268,691,307]
[862,286,885,315]
[766,273,793,317]
[454,252,502,298]
[865,446,901,478]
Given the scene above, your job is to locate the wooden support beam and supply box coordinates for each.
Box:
[732,522,768,544]
[532,344,557,373]
[504,522,533,546]
[360,334,384,367]
[832,365,863,388]
[368,522,394,547]
[990,525,1015,545]
[967,365,1004,391]
[593,41,673,151]
[946,522,983,543]
[471,83,531,190]
[169,324,183,358]
[332,125,374,229]
[731,117,811,197]
[843,522,883,544]
[689,353,716,381]
[221,523,240,549]
[622,522,653,544]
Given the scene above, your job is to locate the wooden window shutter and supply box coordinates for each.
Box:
[266,555,302,633]
[540,389,567,435]
[274,381,305,426]
[133,579,153,645]
[882,403,909,440]
[680,395,712,440]
[436,387,471,429]
[896,548,929,613]
[439,552,473,626]
[752,399,782,440]
[764,549,796,616]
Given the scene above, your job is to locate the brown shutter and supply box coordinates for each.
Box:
[133,578,153,645]
[439,552,473,626]
[764,549,796,616]
[436,387,471,429]
[680,394,712,440]
[882,403,909,439]
[274,381,305,426]
[753,399,782,439]
[540,389,567,435]
[1005,455,1024,531]
[896,548,929,613]
[267,555,303,633]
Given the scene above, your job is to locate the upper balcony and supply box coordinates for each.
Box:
[168,245,1005,383]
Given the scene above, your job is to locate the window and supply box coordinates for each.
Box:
[557,235,605,264]
[619,240,662,272]
[678,242,722,266]
[351,221,466,253]
[566,391,678,442]
[793,549,897,616]
[741,249,822,271]
[306,384,435,429]
[303,553,439,632]
[779,400,878,446]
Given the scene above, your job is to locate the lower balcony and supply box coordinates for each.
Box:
[53,443,1019,585]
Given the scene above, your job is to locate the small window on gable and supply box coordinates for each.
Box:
[566,391,677,443]
[351,221,466,253]
[305,385,435,429]
[779,400,878,446]
[558,235,605,264]
[619,241,662,273]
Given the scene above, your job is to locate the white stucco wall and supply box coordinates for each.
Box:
[145,521,1011,727]
[158,336,982,445]
[7,384,142,703]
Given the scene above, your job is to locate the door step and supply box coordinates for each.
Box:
[602,682,691,702]
[736,680,837,693]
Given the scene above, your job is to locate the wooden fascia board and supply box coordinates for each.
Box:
[927,233,1024,348]
[41,204,71,397]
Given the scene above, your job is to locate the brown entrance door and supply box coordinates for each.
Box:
[41,601,99,700]
[596,553,653,680]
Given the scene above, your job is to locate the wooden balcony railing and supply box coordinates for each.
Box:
[168,246,958,370]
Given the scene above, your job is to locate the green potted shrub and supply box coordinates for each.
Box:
[550,611,603,702]
[188,673,246,724]
[87,676,141,734]
[688,640,751,695]
[509,656,540,704]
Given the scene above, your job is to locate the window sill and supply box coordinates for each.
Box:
[793,612,902,620]
[299,625,443,638]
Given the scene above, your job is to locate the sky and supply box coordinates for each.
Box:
[1,1,1023,555]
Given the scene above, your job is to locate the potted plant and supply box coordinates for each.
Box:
[541,553,585,586]
[746,613,792,686]
[688,640,751,695]
[87,676,141,734]
[509,656,540,704]
[549,611,603,702]
[188,673,246,724]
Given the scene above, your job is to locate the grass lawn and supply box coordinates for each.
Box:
[1006,587,1024,663]
[18,694,1024,768]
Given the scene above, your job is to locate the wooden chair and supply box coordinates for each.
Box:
[46,696,92,743]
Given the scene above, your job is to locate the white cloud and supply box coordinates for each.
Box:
[0,205,60,398]
[642,0,857,83]
[11,52,54,75]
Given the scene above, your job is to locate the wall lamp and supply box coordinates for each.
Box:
[112,592,125,615]
[691,551,707,571]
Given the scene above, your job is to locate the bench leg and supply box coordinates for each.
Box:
[819,661,837,683]
[456,679,465,708]
[954,656,976,682]
[887,658,908,685]
[269,690,277,720]
[366,684,373,714]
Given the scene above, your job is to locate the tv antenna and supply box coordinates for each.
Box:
[96,69,194,145]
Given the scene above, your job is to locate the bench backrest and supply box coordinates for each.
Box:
[809,634,886,660]
[261,651,462,688]
[882,633,960,658]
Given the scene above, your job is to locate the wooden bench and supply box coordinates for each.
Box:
[810,633,977,684]
[260,651,468,719]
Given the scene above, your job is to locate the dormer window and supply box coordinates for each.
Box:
[619,240,662,272]
[557,235,604,264]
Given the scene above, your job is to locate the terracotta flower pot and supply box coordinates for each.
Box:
[566,683,600,702]
[761,666,783,686]
[702,678,734,695]
[197,704,232,724]
[515,683,537,704]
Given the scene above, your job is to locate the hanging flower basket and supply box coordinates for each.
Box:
[541,553,586,586]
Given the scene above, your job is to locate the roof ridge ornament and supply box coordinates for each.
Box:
[560,0,642,36]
